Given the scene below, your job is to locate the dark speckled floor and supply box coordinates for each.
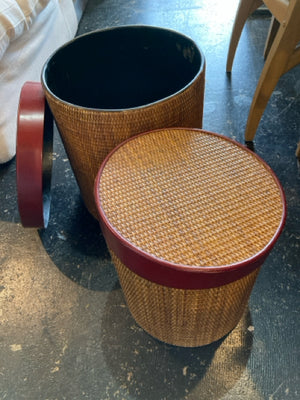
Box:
[0,0,299,399]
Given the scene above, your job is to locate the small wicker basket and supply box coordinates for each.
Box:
[42,26,205,219]
[94,128,286,347]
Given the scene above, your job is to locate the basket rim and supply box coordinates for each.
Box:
[41,24,205,112]
[94,128,287,289]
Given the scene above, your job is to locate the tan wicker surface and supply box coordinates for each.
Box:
[97,128,285,346]
[112,252,260,346]
[99,129,284,267]
[44,70,204,218]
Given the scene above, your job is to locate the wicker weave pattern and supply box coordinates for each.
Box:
[97,128,284,346]
[44,73,204,218]
[112,251,260,347]
[99,129,284,267]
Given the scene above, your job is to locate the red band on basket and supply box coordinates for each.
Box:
[97,209,279,290]
[16,81,53,228]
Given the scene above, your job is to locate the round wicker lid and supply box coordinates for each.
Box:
[95,128,286,289]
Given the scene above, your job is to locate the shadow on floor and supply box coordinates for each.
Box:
[38,186,118,292]
[101,287,254,399]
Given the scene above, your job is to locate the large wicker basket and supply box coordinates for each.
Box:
[42,26,205,219]
[94,128,286,347]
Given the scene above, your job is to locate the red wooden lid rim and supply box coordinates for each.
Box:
[94,129,287,290]
[16,81,53,228]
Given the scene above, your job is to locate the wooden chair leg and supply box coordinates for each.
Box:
[296,142,300,160]
[226,0,263,72]
[245,13,300,141]
[263,16,280,59]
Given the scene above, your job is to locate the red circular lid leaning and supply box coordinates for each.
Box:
[16,81,53,228]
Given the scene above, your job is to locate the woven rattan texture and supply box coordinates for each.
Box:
[44,72,204,218]
[112,251,260,346]
[99,129,284,267]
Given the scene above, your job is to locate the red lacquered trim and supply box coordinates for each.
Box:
[16,81,53,228]
[94,128,287,290]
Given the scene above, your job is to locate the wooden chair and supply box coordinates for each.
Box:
[226,0,300,142]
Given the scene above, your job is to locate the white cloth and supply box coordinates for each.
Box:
[0,0,50,60]
[0,0,79,163]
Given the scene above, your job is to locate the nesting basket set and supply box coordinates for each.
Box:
[17,26,286,347]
